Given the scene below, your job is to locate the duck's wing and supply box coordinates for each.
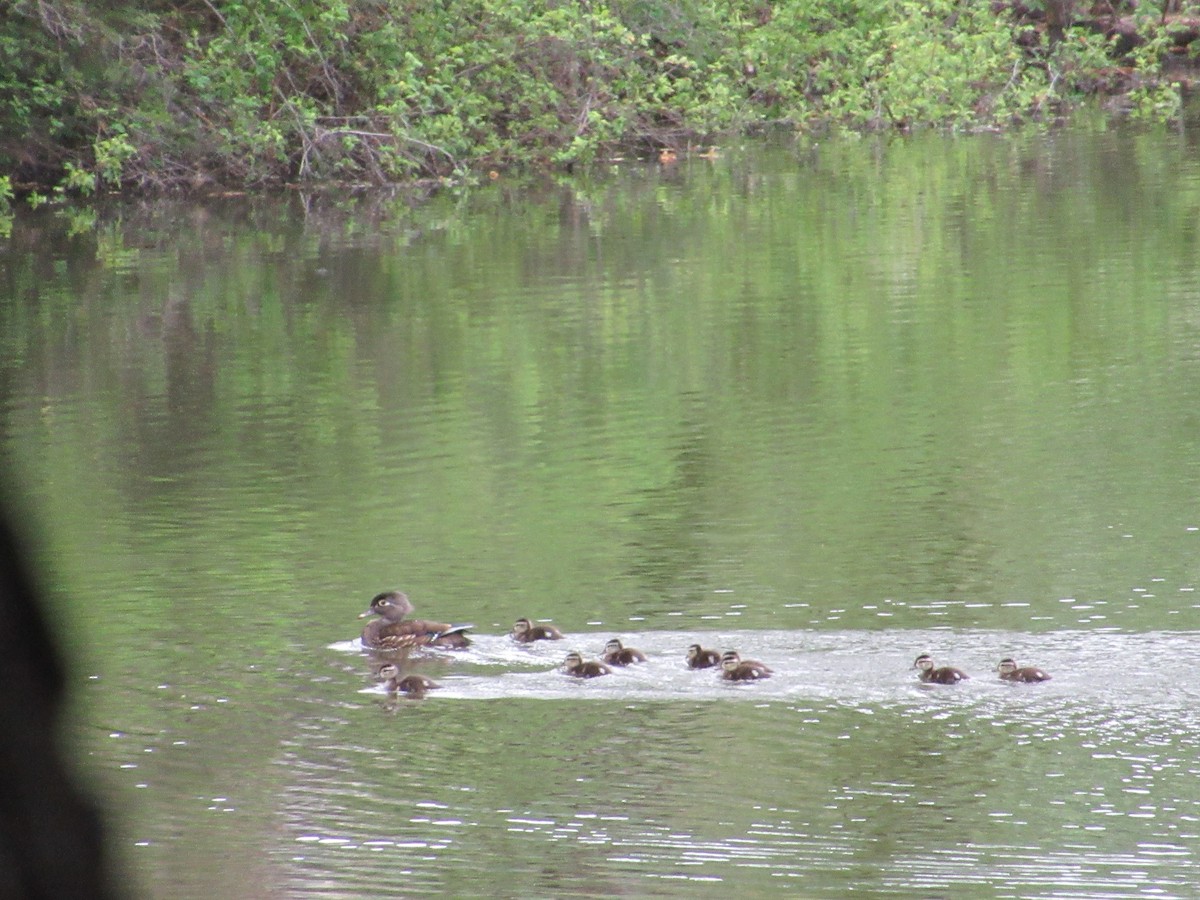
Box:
[364,617,473,649]
[405,617,473,637]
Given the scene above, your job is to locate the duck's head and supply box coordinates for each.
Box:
[686,644,703,661]
[721,650,741,672]
[563,651,584,669]
[359,590,414,621]
[997,658,1018,676]
[914,654,935,672]
[604,638,624,655]
[512,617,532,635]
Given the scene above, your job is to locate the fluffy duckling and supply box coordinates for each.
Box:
[602,638,646,666]
[376,663,441,698]
[358,590,472,651]
[562,651,611,678]
[686,643,722,669]
[998,657,1051,682]
[914,653,969,684]
[720,650,772,681]
[510,617,564,642]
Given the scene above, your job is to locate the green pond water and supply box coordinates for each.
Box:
[3,127,1200,897]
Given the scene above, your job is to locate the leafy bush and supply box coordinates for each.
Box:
[0,0,1192,193]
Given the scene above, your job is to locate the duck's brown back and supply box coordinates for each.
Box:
[362,617,471,650]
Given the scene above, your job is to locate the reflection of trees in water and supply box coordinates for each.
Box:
[624,398,713,601]
[882,442,999,602]
[124,287,219,490]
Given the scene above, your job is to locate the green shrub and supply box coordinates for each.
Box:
[0,1,1189,192]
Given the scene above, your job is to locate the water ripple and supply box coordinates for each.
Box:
[335,628,1200,718]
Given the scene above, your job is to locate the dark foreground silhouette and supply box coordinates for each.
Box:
[0,494,119,898]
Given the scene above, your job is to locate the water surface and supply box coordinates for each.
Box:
[3,128,1200,897]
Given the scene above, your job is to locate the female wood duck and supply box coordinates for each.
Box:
[914,654,969,684]
[358,590,472,651]
[602,638,646,666]
[720,650,772,681]
[562,651,611,678]
[510,617,564,642]
[376,663,441,698]
[686,644,722,669]
[998,657,1051,682]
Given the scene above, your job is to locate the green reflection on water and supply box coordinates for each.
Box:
[4,127,1200,896]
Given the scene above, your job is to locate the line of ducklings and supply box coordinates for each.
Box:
[355,591,1052,697]
[355,591,774,696]
[560,640,772,682]
[915,654,1052,684]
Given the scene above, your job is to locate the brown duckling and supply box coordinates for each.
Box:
[914,653,969,684]
[686,643,722,669]
[510,617,564,642]
[998,657,1051,682]
[720,650,772,681]
[562,650,611,678]
[602,638,646,666]
[358,590,472,651]
[376,662,441,698]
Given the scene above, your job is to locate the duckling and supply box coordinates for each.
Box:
[376,663,441,698]
[720,650,772,681]
[686,643,722,669]
[602,638,646,666]
[358,590,472,651]
[562,651,611,678]
[998,657,1051,682]
[914,653,969,684]
[510,617,564,642]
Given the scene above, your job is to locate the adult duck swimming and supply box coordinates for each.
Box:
[358,590,472,651]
